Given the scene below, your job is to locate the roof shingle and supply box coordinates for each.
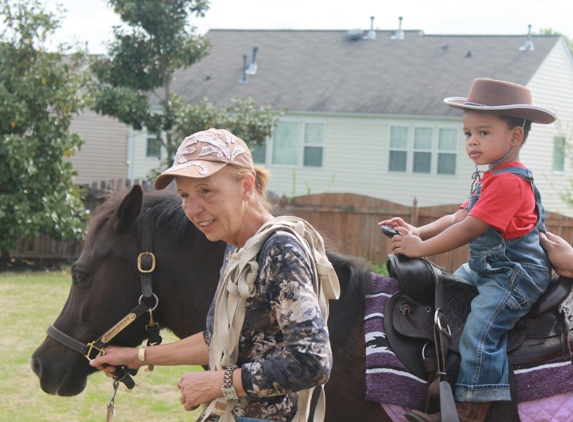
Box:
[166,30,560,117]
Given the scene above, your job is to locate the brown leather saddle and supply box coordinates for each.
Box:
[384,252,573,420]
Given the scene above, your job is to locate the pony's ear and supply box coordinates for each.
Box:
[114,185,143,232]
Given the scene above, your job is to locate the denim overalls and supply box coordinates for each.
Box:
[453,166,551,402]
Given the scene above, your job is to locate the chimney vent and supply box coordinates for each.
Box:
[519,24,534,51]
[363,16,376,40]
[238,54,248,84]
[391,16,405,40]
[346,29,363,41]
[246,46,259,75]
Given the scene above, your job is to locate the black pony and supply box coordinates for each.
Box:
[31,185,390,422]
[32,185,573,420]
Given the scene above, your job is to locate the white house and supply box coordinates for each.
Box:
[71,28,573,216]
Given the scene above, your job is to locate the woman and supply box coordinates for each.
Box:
[90,128,339,422]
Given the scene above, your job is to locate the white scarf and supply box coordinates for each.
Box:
[198,216,340,422]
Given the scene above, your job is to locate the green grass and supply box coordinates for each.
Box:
[369,262,388,276]
[0,269,203,421]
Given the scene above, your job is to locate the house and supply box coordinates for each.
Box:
[67,111,130,185]
[72,28,573,216]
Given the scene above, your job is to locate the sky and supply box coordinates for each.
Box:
[43,0,572,55]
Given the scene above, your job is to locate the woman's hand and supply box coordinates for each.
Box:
[379,217,419,237]
[540,231,573,278]
[89,345,141,377]
[177,370,225,411]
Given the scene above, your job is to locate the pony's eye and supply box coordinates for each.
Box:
[72,272,89,285]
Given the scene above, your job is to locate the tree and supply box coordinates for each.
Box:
[0,0,89,256]
[91,0,278,174]
[537,28,573,54]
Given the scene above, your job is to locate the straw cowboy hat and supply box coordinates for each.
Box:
[444,78,557,124]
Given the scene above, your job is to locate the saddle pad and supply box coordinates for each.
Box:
[365,272,573,409]
[381,393,573,422]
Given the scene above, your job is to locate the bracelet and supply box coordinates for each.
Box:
[221,365,238,401]
[138,345,147,362]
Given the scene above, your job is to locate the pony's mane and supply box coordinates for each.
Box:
[85,185,196,247]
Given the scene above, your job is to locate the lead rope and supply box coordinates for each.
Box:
[106,379,120,422]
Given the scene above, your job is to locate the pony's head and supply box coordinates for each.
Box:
[31,184,226,396]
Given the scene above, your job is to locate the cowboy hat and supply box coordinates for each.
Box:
[444,78,556,124]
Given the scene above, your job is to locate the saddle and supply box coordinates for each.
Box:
[384,253,573,421]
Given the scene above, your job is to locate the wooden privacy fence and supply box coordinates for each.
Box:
[10,186,573,273]
[282,193,465,271]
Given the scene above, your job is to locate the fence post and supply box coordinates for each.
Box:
[410,197,419,226]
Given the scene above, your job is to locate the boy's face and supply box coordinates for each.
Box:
[463,110,521,167]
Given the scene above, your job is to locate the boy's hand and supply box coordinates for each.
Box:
[378,217,419,237]
[391,227,425,257]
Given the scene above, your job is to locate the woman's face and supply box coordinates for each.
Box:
[176,167,249,247]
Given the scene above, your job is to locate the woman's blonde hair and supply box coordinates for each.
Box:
[229,165,274,212]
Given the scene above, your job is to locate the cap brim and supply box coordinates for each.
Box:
[154,161,228,190]
[443,97,556,124]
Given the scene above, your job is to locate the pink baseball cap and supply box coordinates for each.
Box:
[154,128,255,190]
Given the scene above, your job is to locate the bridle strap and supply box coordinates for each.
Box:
[47,302,150,361]
[139,222,155,299]
[45,224,161,392]
[47,324,93,357]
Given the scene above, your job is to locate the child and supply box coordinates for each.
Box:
[380,78,556,422]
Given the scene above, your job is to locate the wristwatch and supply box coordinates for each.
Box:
[221,365,238,401]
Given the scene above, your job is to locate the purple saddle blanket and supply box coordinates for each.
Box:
[365,272,573,409]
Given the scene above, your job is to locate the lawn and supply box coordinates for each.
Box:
[0,268,203,421]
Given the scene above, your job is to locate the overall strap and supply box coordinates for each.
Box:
[493,165,533,182]
[493,166,546,229]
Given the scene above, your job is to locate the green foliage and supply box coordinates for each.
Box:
[0,0,89,254]
[91,0,279,176]
[174,97,279,154]
[536,28,573,54]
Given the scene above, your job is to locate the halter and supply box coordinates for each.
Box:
[46,224,163,390]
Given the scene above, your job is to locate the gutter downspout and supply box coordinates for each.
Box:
[127,127,134,180]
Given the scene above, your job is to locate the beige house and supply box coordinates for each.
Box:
[70,29,573,216]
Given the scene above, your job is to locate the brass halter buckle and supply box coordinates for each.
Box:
[85,342,106,361]
[137,252,156,273]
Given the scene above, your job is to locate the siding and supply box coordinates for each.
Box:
[524,37,573,217]
[263,113,473,208]
[130,129,165,181]
[67,111,129,184]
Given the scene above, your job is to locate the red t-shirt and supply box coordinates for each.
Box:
[460,162,538,240]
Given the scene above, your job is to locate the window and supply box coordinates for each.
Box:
[553,136,566,172]
[303,123,324,167]
[388,126,408,172]
[272,122,300,165]
[437,128,458,175]
[413,127,433,173]
[388,125,458,175]
[251,143,266,164]
[146,134,161,158]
